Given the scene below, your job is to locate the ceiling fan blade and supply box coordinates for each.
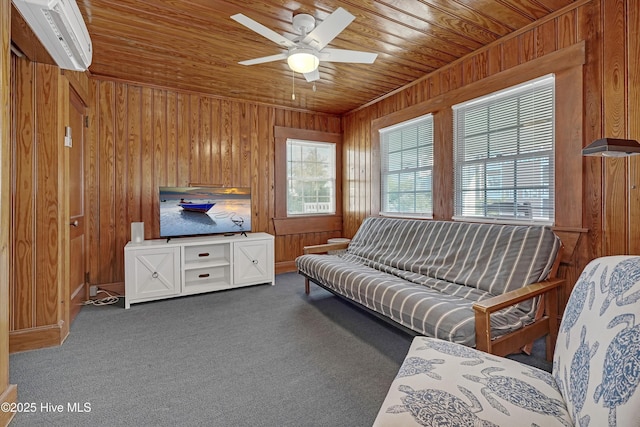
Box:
[231,14,296,48]
[320,48,378,64]
[239,53,287,66]
[303,69,320,82]
[302,7,354,50]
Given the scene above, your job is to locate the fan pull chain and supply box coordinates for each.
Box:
[291,70,296,100]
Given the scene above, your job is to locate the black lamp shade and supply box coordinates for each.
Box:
[582,138,640,157]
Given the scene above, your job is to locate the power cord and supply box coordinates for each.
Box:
[83,289,121,306]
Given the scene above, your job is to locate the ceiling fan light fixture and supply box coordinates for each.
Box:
[287,48,319,74]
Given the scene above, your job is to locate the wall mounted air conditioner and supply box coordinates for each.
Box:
[12,0,92,71]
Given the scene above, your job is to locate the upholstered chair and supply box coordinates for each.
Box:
[373,256,640,427]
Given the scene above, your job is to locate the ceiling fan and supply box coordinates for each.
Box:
[231,7,378,82]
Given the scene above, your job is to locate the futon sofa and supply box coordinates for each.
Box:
[296,216,563,356]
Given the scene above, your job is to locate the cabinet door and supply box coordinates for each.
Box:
[126,247,180,302]
[233,240,273,286]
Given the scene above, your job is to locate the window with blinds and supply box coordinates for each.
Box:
[453,75,555,224]
[379,114,434,217]
[286,139,336,215]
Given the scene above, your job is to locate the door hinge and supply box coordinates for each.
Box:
[85,272,90,284]
[84,116,89,127]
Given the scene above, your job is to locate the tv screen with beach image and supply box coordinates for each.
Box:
[159,186,251,237]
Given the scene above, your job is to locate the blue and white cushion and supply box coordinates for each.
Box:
[374,336,572,426]
[374,256,640,427]
[553,255,640,426]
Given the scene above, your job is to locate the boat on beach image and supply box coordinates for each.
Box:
[178,199,216,213]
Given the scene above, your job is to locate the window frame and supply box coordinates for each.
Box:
[452,74,556,225]
[285,138,337,216]
[274,126,342,235]
[379,113,434,218]
[370,42,584,229]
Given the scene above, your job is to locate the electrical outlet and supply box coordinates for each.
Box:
[89,285,98,297]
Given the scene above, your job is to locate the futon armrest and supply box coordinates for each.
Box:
[473,278,565,357]
[472,278,565,314]
[303,242,350,254]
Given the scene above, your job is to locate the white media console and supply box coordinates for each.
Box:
[124,232,275,308]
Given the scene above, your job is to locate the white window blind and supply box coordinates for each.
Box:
[379,114,434,217]
[286,139,336,215]
[452,75,555,224]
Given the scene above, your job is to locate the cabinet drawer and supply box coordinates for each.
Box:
[183,265,230,294]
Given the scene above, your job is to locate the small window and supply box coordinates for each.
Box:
[453,75,555,224]
[286,139,336,215]
[379,114,434,217]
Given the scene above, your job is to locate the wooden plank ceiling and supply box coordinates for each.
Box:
[76,0,576,115]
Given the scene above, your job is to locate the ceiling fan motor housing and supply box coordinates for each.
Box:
[292,13,316,35]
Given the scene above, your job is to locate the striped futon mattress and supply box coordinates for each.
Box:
[296,216,561,347]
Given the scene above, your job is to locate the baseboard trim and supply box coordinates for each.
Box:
[9,322,66,353]
[0,384,17,427]
[90,281,125,297]
[275,261,297,275]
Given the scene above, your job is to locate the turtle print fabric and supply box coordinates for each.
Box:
[374,336,572,426]
[374,256,640,427]
[554,256,640,426]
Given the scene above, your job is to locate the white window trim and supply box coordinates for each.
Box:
[285,138,336,216]
[452,74,555,225]
[379,113,434,218]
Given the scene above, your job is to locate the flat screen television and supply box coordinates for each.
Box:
[159,186,252,238]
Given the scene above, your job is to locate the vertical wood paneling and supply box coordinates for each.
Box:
[98,81,115,281]
[12,59,35,330]
[220,100,231,186]
[88,80,341,284]
[152,89,166,240]
[86,80,99,286]
[602,0,628,255]
[502,37,520,69]
[126,87,142,227]
[1,0,18,413]
[114,85,128,265]
[578,1,603,260]
[176,93,190,186]
[199,97,212,185]
[537,20,557,56]
[34,64,59,326]
[10,57,82,350]
[557,9,577,48]
[140,87,154,240]
[240,103,251,188]
[520,30,536,62]
[189,95,200,184]
[433,108,453,220]
[166,92,178,187]
[629,0,640,254]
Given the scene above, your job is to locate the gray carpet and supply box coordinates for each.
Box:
[9,272,550,426]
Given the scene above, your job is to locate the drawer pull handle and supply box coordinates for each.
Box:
[198,252,210,257]
[198,273,210,278]
[252,259,258,265]
[152,272,159,279]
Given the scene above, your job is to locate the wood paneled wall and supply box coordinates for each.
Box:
[9,55,90,352]
[9,58,69,352]
[87,79,342,287]
[342,0,640,303]
[1,0,18,420]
